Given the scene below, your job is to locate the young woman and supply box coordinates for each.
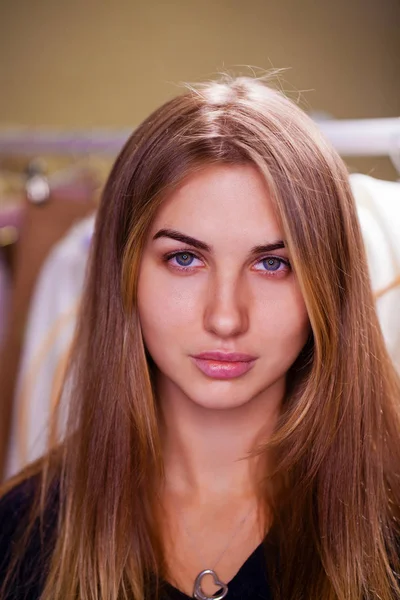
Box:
[1,75,400,600]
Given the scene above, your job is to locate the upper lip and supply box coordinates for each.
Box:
[192,352,257,362]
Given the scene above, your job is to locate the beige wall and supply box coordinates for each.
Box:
[0,0,399,178]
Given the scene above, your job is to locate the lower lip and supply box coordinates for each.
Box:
[191,357,256,379]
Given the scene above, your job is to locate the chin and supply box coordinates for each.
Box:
[192,397,250,410]
[185,382,257,410]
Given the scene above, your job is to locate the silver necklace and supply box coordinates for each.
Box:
[179,504,256,600]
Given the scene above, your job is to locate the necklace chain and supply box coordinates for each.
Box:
[180,503,256,571]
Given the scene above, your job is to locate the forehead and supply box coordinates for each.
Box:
[149,163,283,243]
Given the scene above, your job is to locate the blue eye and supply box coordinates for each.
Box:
[253,256,291,275]
[262,257,281,271]
[174,252,195,267]
[164,251,201,270]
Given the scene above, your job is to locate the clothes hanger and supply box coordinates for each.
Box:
[25,156,103,204]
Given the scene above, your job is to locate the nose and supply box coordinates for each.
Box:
[203,274,249,338]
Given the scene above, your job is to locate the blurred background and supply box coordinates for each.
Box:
[0,0,399,481]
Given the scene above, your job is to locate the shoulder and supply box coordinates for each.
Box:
[0,475,40,545]
[0,474,59,599]
[0,473,39,510]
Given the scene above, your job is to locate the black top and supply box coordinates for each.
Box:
[0,477,272,599]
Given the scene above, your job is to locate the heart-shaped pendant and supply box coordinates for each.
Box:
[193,569,229,600]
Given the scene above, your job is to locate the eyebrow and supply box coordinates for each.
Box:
[152,228,286,256]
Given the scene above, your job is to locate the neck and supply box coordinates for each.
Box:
[157,374,284,502]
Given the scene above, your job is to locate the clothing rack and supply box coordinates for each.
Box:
[0,129,131,156]
[0,118,399,157]
[316,117,400,157]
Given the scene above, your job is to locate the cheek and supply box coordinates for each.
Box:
[137,265,199,346]
[255,284,310,348]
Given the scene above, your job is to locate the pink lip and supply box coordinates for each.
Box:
[193,351,257,362]
[190,352,257,380]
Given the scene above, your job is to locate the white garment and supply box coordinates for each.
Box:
[350,174,400,370]
[5,214,96,479]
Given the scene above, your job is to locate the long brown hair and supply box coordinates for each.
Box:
[2,74,400,600]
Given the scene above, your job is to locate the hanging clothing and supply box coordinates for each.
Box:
[350,174,400,371]
[0,183,97,481]
[4,214,95,480]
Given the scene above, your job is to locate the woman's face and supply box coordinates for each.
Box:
[137,163,310,410]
